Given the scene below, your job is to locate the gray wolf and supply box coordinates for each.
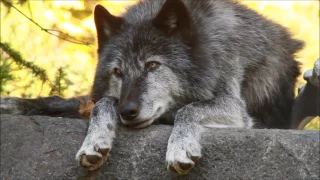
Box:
[1,0,304,174]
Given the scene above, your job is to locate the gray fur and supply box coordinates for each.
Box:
[75,0,304,174]
[76,97,118,170]
[0,0,303,175]
[77,0,303,174]
[0,97,23,115]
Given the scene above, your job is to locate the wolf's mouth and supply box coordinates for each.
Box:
[122,107,163,128]
[129,119,155,129]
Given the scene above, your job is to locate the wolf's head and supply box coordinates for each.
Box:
[91,0,212,128]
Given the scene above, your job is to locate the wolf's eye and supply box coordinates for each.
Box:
[146,61,160,70]
[114,68,121,76]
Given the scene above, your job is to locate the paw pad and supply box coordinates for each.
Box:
[167,160,198,175]
[86,155,101,164]
[78,148,110,171]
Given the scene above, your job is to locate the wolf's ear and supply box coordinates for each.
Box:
[94,5,123,49]
[152,0,194,41]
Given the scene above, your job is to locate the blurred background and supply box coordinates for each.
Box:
[0,0,319,129]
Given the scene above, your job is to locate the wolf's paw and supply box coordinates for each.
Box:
[76,147,110,171]
[75,135,112,171]
[166,138,201,175]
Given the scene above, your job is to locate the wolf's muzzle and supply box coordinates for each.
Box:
[119,101,139,121]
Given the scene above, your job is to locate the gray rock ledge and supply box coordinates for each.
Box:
[0,114,319,180]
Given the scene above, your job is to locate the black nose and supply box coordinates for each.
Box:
[119,101,139,121]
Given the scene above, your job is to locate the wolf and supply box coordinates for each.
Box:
[1,0,304,174]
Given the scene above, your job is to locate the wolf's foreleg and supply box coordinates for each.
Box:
[166,94,253,174]
[75,97,118,171]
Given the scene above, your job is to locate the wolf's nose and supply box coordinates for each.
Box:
[120,102,139,121]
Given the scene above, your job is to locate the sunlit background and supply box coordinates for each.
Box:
[0,0,319,129]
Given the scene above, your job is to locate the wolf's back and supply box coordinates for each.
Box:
[1,0,305,129]
[123,0,304,128]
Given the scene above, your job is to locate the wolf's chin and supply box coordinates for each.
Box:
[131,118,155,129]
[121,107,165,128]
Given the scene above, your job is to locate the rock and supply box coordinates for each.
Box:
[0,114,319,180]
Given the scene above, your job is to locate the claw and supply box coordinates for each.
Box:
[77,148,111,171]
[168,161,195,175]
[191,156,200,162]
[98,148,110,157]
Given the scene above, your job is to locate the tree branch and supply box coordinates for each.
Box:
[0,42,49,82]
[1,0,94,46]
